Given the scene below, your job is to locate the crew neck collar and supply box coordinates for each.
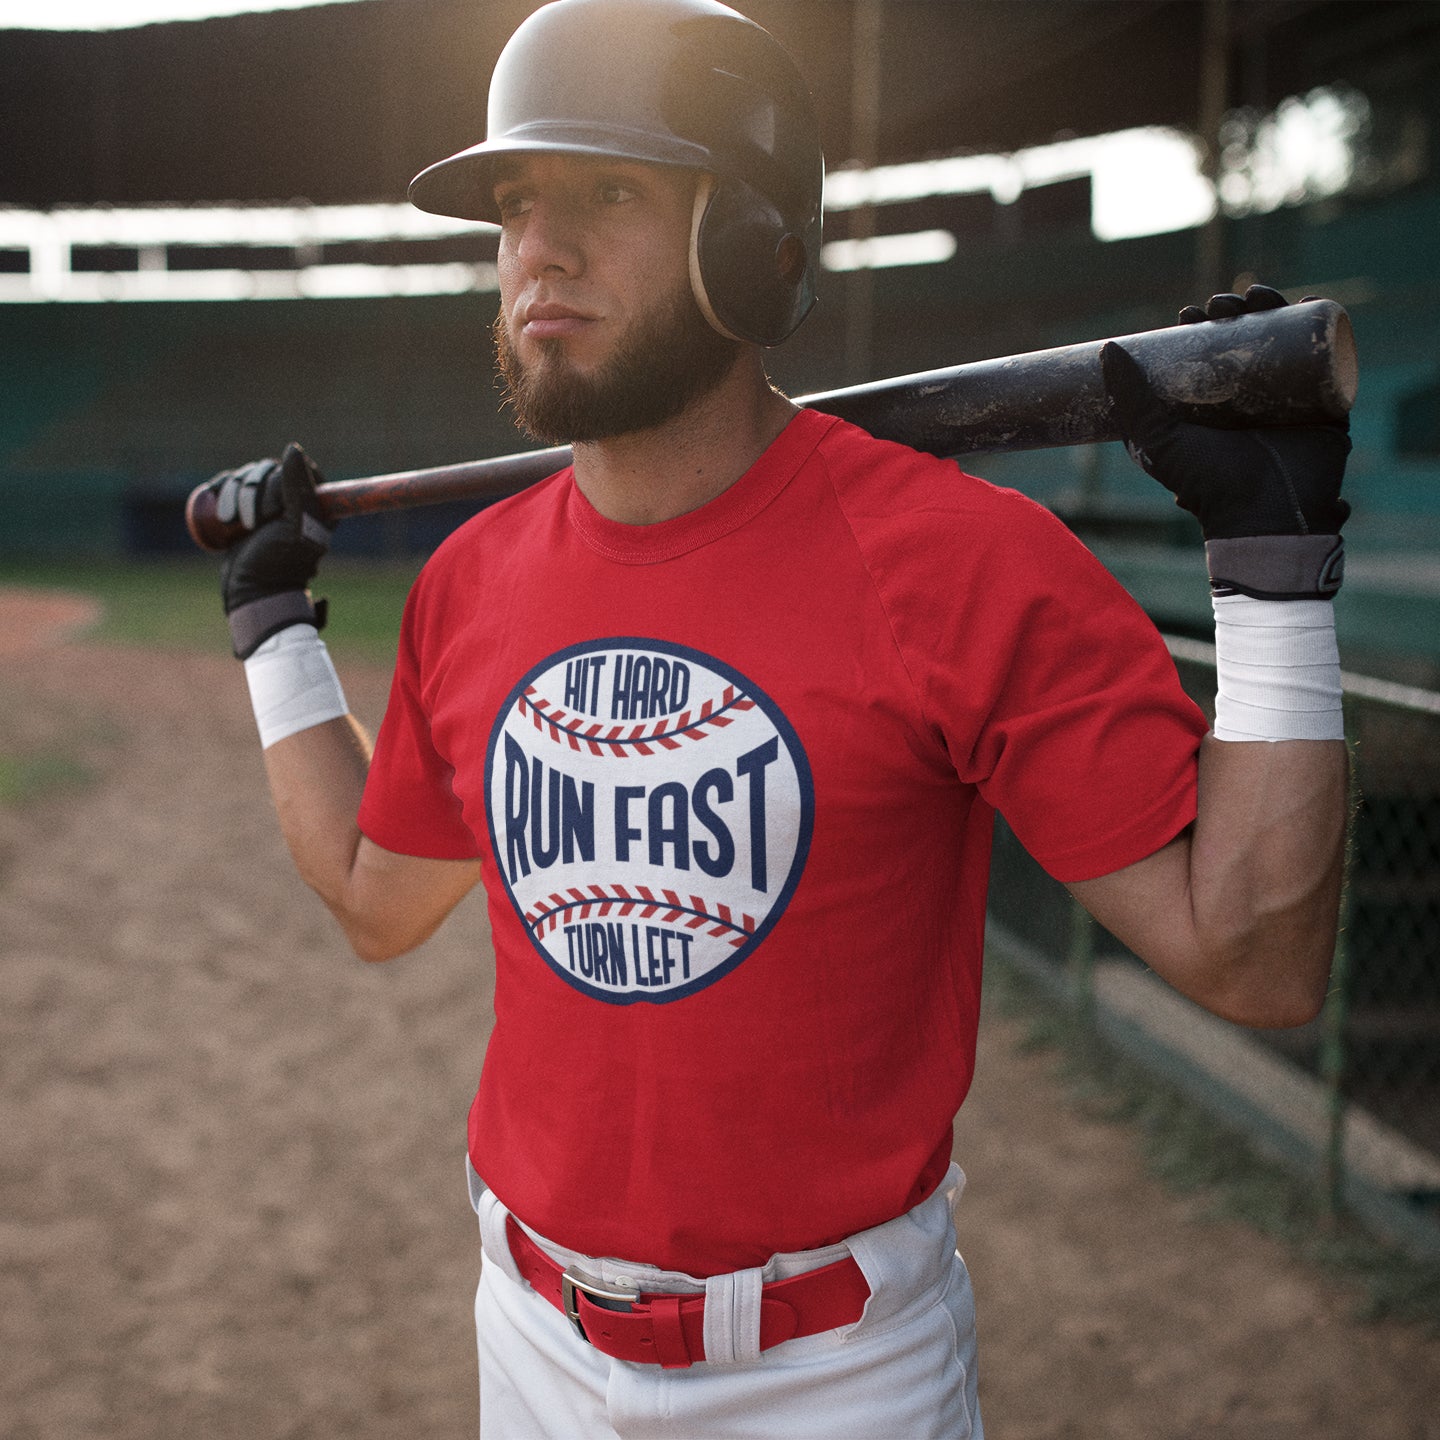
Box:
[565,408,839,565]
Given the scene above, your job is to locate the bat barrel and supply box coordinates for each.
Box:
[809,298,1356,457]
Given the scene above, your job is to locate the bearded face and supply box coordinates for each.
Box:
[493,278,742,445]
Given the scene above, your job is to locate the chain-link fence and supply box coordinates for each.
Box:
[985,635,1440,1255]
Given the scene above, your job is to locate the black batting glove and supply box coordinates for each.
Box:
[1101,285,1351,600]
[207,442,333,658]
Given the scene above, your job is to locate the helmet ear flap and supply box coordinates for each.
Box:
[689,174,817,347]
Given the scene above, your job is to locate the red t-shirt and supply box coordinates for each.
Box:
[358,409,1206,1274]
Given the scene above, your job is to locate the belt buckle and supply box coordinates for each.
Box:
[560,1264,640,1344]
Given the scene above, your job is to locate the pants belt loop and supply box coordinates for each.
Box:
[703,1265,765,1365]
[473,1175,528,1289]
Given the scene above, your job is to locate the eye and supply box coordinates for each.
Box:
[494,188,533,221]
[595,179,637,206]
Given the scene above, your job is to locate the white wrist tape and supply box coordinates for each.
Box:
[1211,594,1344,742]
[242,623,350,749]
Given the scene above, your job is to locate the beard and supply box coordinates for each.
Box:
[493,283,743,445]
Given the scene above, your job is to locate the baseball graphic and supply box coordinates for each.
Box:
[485,637,814,1004]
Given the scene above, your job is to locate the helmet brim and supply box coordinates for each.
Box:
[408,126,712,223]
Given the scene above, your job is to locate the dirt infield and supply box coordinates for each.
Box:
[2,620,1437,1439]
[0,585,102,658]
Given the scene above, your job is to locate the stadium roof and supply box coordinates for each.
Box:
[2,0,1437,210]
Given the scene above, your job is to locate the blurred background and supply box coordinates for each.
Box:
[2,0,1437,1304]
[2,0,1438,630]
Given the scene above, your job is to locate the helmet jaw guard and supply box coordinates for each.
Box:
[408,0,823,347]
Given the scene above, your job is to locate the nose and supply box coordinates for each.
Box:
[511,194,585,278]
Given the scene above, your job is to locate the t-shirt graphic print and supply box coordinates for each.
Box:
[485,636,814,1004]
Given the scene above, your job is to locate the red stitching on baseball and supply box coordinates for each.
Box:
[514,687,755,754]
[524,885,755,941]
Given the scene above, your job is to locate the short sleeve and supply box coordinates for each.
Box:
[950,501,1207,882]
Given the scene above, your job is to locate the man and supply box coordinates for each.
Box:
[207,1,1351,1434]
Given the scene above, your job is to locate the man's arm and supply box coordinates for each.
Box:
[1077,286,1353,1028]
[261,717,479,962]
[208,445,478,962]
[1069,736,1347,1027]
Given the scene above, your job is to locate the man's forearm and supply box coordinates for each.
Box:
[1066,593,1352,1026]
[240,620,379,944]
[1070,734,1347,1027]
[1185,733,1348,1022]
[258,712,482,963]
[263,712,373,916]
[1176,591,1351,1021]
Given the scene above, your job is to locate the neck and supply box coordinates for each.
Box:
[570,354,798,525]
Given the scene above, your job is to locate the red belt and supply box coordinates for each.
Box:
[505,1215,871,1369]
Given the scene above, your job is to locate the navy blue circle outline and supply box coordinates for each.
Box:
[484,636,814,1006]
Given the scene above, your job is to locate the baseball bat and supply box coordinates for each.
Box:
[186,298,1357,551]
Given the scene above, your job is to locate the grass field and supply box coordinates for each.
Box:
[0,751,95,807]
[0,556,421,663]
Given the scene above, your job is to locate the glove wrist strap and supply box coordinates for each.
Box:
[242,624,349,749]
[228,589,326,660]
[1211,595,1344,743]
[1205,535,1345,601]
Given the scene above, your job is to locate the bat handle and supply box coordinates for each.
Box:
[184,484,239,553]
[184,447,569,552]
[185,482,334,552]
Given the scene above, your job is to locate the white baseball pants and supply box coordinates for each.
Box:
[468,1160,984,1438]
